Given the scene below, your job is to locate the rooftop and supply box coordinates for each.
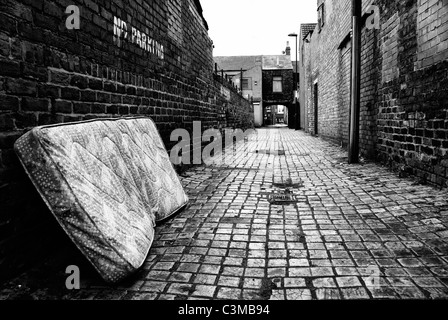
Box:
[262,55,293,70]
[214,56,263,71]
[300,23,317,39]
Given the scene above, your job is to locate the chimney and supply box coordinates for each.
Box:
[285,41,291,56]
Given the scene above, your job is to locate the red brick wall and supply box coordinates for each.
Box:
[0,0,253,283]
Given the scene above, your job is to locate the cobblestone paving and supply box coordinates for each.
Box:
[1,128,448,300]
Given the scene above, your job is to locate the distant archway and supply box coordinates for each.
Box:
[262,104,287,127]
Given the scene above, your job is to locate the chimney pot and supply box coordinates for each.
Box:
[285,41,291,56]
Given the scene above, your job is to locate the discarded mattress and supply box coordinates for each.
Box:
[14,117,189,283]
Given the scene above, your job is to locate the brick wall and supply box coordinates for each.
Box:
[359,8,381,159]
[300,0,448,187]
[373,0,448,186]
[322,0,352,144]
[0,0,253,283]
[242,64,263,103]
[299,31,314,133]
[303,29,319,135]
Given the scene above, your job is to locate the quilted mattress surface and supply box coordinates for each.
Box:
[14,117,189,283]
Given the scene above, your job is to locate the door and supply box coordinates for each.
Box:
[254,103,263,127]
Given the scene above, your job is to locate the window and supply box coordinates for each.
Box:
[318,4,325,31]
[273,76,283,93]
[242,78,252,90]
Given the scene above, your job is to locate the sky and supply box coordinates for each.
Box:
[200,0,318,58]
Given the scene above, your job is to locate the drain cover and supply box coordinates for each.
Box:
[268,192,298,205]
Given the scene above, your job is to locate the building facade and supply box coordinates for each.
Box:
[214,56,263,126]
[300,0,448,187]
[262,55,294,126]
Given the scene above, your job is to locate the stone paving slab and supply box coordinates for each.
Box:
[1,129,448,300]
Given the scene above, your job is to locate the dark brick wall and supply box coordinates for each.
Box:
[300,0,448,187]
[299,30,315,134]
[0,0,252,283]
[372,0,448,186]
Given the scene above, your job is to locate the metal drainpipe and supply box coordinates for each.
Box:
[349,0,361,164]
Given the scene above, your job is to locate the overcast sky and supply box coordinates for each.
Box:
[200,0,318,58]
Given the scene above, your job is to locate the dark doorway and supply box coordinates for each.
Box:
[314,83,318,135]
